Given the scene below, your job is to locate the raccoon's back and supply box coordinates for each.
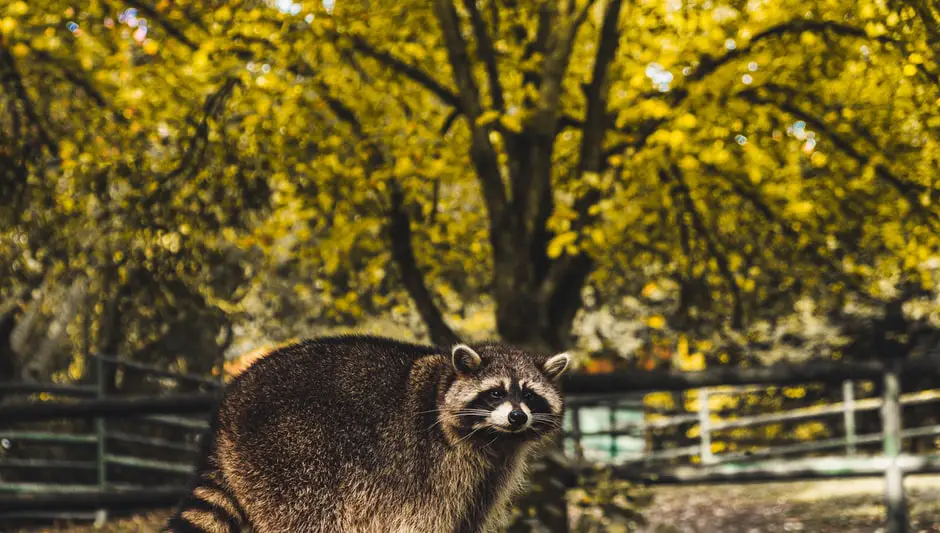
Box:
[215,336,443,517]
[222,335,438,432]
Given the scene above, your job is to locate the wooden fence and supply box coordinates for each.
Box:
[563,361,939,533]
[1,354,939,533]
[0,354,218,526]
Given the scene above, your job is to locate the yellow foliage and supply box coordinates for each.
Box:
[2,0,939,384]
[546,231,578,259]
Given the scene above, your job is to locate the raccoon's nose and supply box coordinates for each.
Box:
[508,410,528,427]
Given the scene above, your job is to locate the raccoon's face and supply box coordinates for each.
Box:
[439,343,570,448]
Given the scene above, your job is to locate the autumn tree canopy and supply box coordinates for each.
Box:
[2,0,940,379]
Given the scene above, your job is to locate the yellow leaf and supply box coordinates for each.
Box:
[500,114,522,133]
[393,157,415,177]
[582,171,601,186]
[903,64,918,76]
[143,39,159,55]
[909,53,924,65]
[675,113,697,129]
[12,43,29,57]
[647,315,666,329]
[810,152,828,167]
[475,110,500,127]
[785,201,814,218]
[8,1,28,16]
[1,17,16,34]
[546,231,578,259]
[402,42,427,60]
[679,155,699,169]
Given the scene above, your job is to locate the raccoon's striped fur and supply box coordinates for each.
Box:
[163,334,570,533]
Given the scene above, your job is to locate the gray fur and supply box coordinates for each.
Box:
[163,334,569,533]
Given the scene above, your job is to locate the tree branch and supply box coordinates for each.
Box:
[738,84,939,222]
[605,19,899,160]
[699,162,871,297]
[439,108,461,135]
[462,0,505,111]
[686,20,897,85]
[144,77,240,209]
[520,2,555,90]
[119,0,199,50]
[577,0,623,176]
[516,1,597,246]
[0,42,58,154]
[665,164,744,329]
[531,0,623,340]
[388,182,460,346]
[32,51,128,124]
[306,78,458,346]
[348,35,463,111]
[432,0,508,242]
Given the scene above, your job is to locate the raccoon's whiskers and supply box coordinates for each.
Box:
[455,409,491,416]
[456,426,486,445]
[423,410,490,433]
[424,417,446,433]
[415,408,447,415]
[530,415,563,431]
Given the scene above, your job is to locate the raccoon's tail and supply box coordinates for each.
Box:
[162,468,249,532]
[163,399,250,532]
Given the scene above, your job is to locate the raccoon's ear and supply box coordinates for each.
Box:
[451,344,482,374]
[541,352,570,381]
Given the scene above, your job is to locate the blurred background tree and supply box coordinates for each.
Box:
[1,0,940,529]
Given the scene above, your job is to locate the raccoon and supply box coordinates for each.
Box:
[163,334,570,533]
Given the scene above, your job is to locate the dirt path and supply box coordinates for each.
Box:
[14,476,940,532]
[639,475,940,533]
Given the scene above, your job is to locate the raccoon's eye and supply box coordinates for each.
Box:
[489,389,506,399]
[522,389,534,400]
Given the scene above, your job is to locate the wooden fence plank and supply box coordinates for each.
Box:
[0,383,96,397]
[0,459,97,469]
[0,487,188,512]
[711,425,940,464]
[611,455,940,485]
[562,357,940,394]
[0,393,218,424]
[106,431,200,453]
[104,454,194,475]
[0,432,97,444]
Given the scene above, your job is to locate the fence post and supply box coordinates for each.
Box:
[94,353,108,527]
[881,361,908,533]
[569,403,584,462]
[698,388,714,464]
[608,400,618,460]
[842,380,857,455]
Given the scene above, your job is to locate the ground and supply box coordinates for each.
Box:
[13,476,940,532]
[639,475,940,533]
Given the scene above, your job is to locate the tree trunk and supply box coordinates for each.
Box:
[23,276,87,381]
[0,304,20,404]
